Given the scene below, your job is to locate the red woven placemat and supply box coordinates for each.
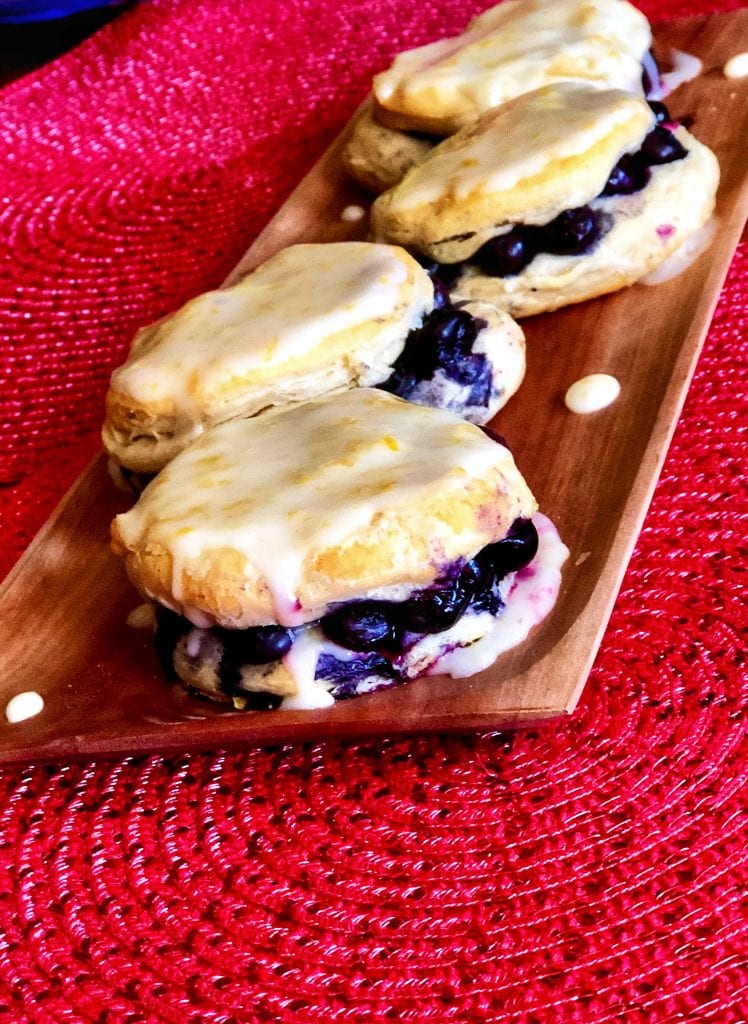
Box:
[0,0,746,1020]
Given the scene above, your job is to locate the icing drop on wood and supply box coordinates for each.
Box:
[659,50,703,96]
[5,691,45,724]
[341,205,366,222]
[564,374,621,414]
[723,53,748,78]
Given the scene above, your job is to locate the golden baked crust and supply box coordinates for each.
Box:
[112,389,537,628]
[452,129,720,317]
[371,84,653,263]
[103,243,434,473]
[342,106,436,194]
[373,0,651,135]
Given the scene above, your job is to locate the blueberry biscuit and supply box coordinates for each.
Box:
[103,242,525,473]
[371,84,719,317]
[112,389,567,709]
[373,0,652,136]
[343,0,653,193]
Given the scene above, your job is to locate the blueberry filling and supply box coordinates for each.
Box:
[155,517,539,704]
[320,517,539,652]
[420,122,687,282]
[641,51,661,98]
[321,602,403,652]
[314,653,397,700]
[379,300,493,407]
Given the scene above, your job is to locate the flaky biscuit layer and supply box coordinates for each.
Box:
[112,389,537,628]
[371,85,653,263]
[342,106,435,194]
[103,243,434,473]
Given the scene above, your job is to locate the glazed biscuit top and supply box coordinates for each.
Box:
[372,84,654,261]
[112,389,536,627]
[373,0,651,134]
[109,243,433,412]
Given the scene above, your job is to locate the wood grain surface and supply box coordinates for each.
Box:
[0,11,746,764]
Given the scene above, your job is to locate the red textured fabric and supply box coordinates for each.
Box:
[0,1,746,1021]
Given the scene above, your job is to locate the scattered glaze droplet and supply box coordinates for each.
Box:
[5,691,44,724]
[724,53,748,79]
[341,204,366,223]
[127,603,157,629]
[660,50,702,96]
[641,218,717,285]
[565,375,621,414]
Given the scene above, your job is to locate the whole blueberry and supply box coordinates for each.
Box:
[399,578,471,634]
[322,602,400,652]
[647,100,671,124]
[473,229,535,277]
[541,207,604,256]
[602,155,650,196]
[429,309,478,351]
[221,624,295,665]
[640,126,687,166]
[481,518,539,578]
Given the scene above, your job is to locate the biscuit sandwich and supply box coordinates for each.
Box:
[103,242,525,475]
[371,84,719,317]
[344,0,654,193]
[111,389,568,710]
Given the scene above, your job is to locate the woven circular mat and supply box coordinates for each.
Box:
[0,0,746,1021]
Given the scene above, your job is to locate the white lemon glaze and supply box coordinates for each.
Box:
[379,85,651,214]
[723,53,748,79]
[660,50,703,96]
[281,630,336,709]
[374,0,650,130]
[564,374,621,414]
[111,243,427,414]
[114,390,513,627]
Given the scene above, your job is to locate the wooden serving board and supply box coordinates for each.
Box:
[0,11,746,765]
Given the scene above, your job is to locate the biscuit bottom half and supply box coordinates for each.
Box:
[150,513,567,711]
